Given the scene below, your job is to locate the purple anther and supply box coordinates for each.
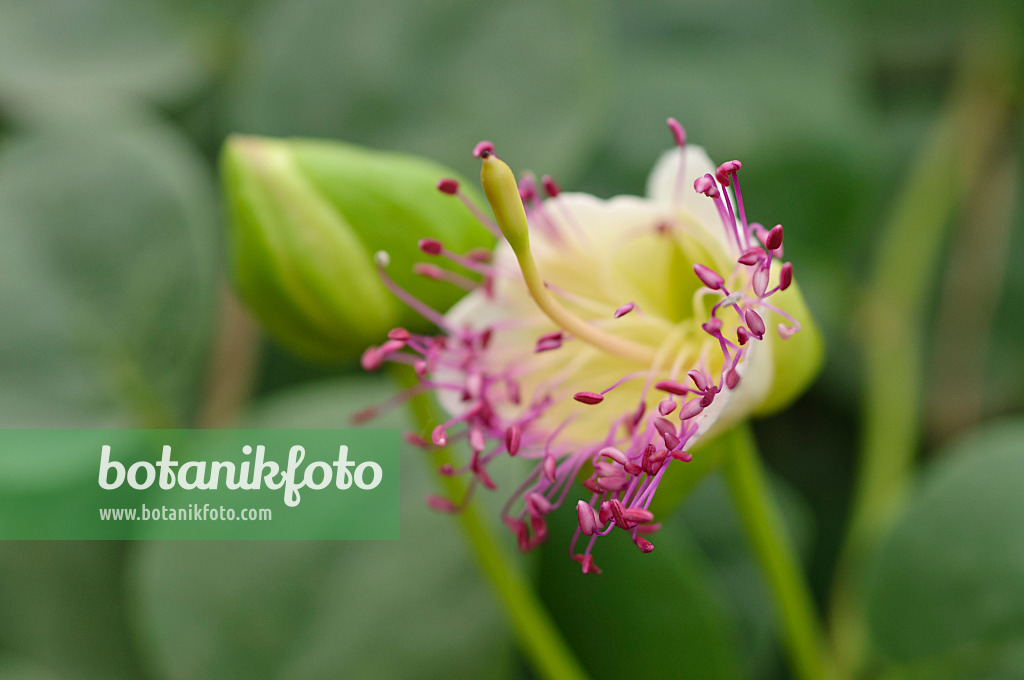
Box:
[387,327,410,341]
[437,178,459,195]
[643,447,668,476]
[677,399,704,421]
[542,454,557,482]
[738,247,766,266]
[418,238,443,255]
[687,369,708,391]
[598,475,629,492]
[431,425,448,446]
[622,508,655,524]
[403,432,429,448]
[577,501,597,536]
[693,263,725,290]
[526,493,553,517]
[541,175,561,198]
[654,417,679,449]
[360,346,382,371]
[655,380,689,396]
[413,263,443,280]
[614,302,636,318]
[766,224,784,251]
[535,331,564,353]
[505,425,521,455]
[779,262,793,291]
[745,309,766,339]
[636,537,655,553]
[469,427,485,453]
[703,317,723,335]
[426,495,457,513]
[725,369,741,389]
[519,175,538,203]
[753,266,770,297]
[737,326,750,345]
[580,554,601,574]
[574,392,604,405]
[715,160,742,187]
[694,174,720,198]
[658,399,677,416]
[599,447,629,465]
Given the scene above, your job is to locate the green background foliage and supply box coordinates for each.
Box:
[0,0,1021,678]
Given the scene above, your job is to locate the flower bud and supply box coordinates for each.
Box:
[220,135,493,360]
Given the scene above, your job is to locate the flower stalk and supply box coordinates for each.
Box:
[401,369,591,680]
[829,26,1021,676]
[722,423,835,680]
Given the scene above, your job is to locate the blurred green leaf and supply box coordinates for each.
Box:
[221,135,493,361]
[128,376,513,680]
[537,505,742,680]
[224,0,612,180]
[865,419,1024,677]
[0,655,66,680]
[0,125,219,427]
[0,0,207,106]
[0,543,144,680]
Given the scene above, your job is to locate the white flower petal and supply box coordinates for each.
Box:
[646,145,734,254]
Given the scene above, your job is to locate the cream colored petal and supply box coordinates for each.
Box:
[645,145,734,254]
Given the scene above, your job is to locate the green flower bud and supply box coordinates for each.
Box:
[220,135,493,360]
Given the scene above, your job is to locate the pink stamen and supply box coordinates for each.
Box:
[779,262,793,291]
[694,263,725,290]
[437,178,459,195]
[419,238,443,255]
[375,252,450,329]
[542,175,561,198]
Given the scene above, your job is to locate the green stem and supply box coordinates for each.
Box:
[828,26,1020,677]
[722,424,834,680]
[403,374,590,680]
